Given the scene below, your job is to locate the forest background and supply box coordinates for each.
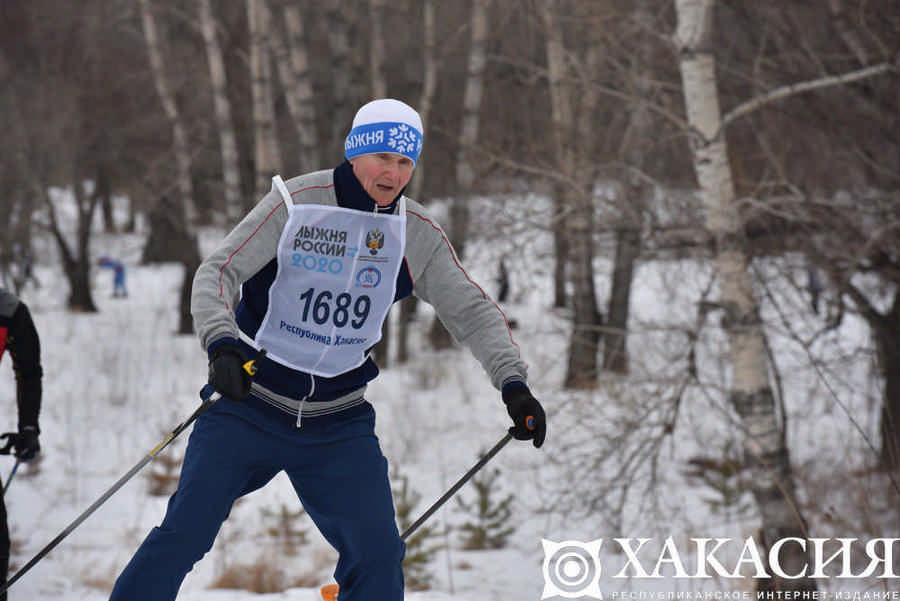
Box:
[1,0,899,597]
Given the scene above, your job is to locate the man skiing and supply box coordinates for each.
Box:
[0,288,42,600]
[109,98,546,601]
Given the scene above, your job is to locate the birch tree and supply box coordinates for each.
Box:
[248,0,281,198]
[542,0,603,389]
[139,0,201,334]
[140,0,196,227]
[199,0,242,223]
[674,0,814,591]
[323,0,356,152]
[450,0,488,258]
[430,0,490,350]
[271,0,320,171]
[603,0,657,374]
[398,0,439,364]
[368,0,387,98]
[366,0,392,364]
[407,0,438,204]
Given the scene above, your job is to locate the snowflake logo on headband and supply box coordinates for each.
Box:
[388,124,421,155]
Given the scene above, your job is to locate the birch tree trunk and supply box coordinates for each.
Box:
[674,0,815,591]
[324,0,355,150]
[450,0,488,258]
[408,0,437,202]
[199,0,241,224]
[366,0,391,364]
[368,0,387,98]
[248,0,281,198]
[543,0,602,388]
[604,0,653,374]
[398,0,437,363]
[430,0,489,350]
[139,0,196,227]
[139,0,201,334]
[270,0,320,171]
[545,1,572,313]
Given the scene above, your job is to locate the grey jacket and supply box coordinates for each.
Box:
[191,167,526,418]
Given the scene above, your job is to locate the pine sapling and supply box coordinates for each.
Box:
[456,466,515,550]
[262,503,308,557]
[392,468,442,590]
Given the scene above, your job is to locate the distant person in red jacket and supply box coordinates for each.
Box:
[0,288,42,601]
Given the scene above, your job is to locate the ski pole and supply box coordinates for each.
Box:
[0,349,266,595]
[2,460,20,496]
[0,432,23,496]
[320,416,535,601]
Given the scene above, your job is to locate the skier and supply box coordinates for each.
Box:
[0,288,42,601]
[97,256,127,298]
[108,98,547,601]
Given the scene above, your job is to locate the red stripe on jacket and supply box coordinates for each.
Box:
[216,184,337,310]
[407,209,520,353]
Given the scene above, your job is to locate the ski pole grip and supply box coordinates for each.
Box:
[526,415,535,430]
[243,349,267,376]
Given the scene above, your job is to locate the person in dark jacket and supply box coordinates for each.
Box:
[109,98,546,601]
[0,288,42,601]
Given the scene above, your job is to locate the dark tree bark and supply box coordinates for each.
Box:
[603,220,641,373]
[396,296,418,364]
[141,195,202,335]
[563,187,602,389]
[45,181,99,312]
[178,243,202,336]
[98,166,115,233]
[846,285,900,470]
[552,189,568,309]
[875,294,900,470]
[372,306,390,367]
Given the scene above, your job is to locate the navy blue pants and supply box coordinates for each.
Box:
[109,395,404,600]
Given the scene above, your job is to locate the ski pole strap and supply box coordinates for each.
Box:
[400,431,513,540]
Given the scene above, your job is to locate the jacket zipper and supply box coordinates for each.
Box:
[297,374,316,428]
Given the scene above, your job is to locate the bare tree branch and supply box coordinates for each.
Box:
[722,61,895,129]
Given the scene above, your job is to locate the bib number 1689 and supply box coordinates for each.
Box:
[298,288,371,329]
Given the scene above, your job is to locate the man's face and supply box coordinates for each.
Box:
[350,153,415,207]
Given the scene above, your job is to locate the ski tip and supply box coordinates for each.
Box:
[321,583,339,601]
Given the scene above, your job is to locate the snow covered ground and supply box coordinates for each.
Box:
[1,193,895,600]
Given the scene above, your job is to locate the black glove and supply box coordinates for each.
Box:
[0,428,40,460]
[502,382,547,448]
[14,426,40,461]
[209,343,253,402]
